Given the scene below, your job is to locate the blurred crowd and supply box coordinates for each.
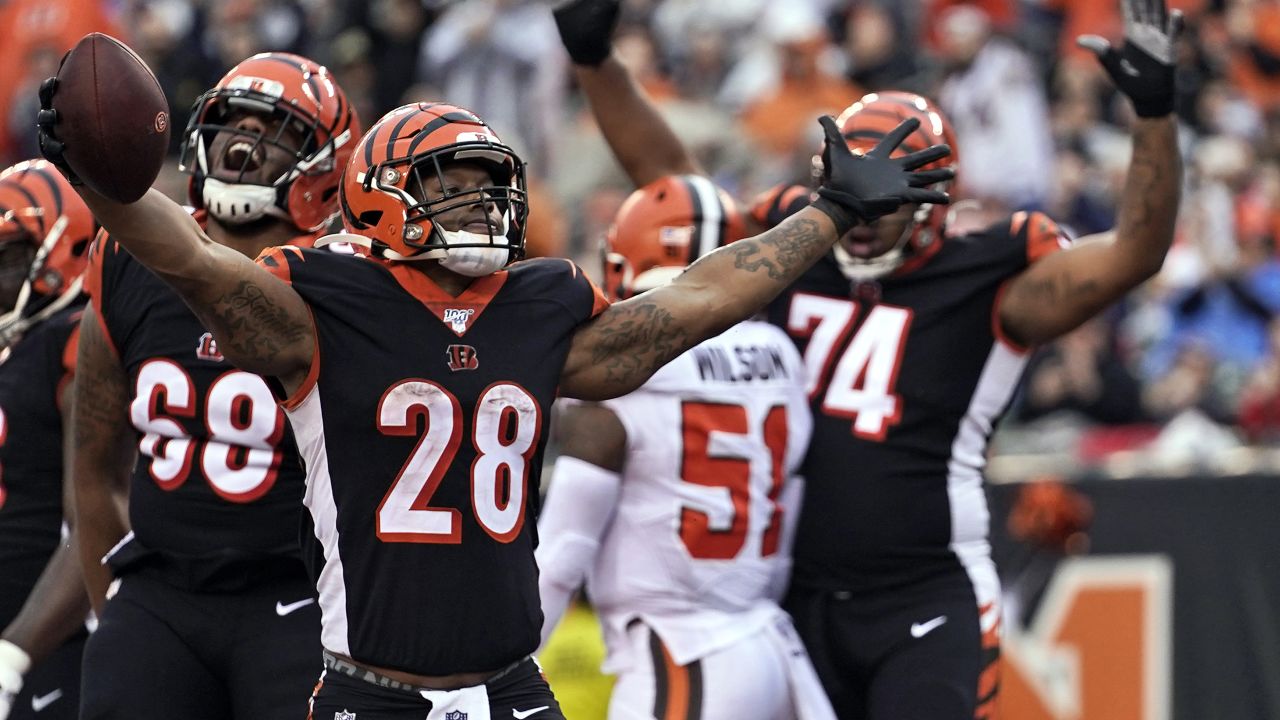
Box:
[4,0,1280,470]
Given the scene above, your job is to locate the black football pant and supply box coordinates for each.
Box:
[80,571,322,719]
[8,632,84,720]
[784,570,999,720]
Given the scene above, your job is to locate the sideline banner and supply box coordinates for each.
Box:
[987,475,1280,720]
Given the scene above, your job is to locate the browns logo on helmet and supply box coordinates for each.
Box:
[603,175,745,301]
[179,52,362,233]
[819,91,959,280]
[0,159,96,346]
[331,102,528,272]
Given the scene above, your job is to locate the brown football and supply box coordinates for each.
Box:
[52,33,170,204]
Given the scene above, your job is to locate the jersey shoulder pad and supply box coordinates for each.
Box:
[749,184,811,229]
[1009,210,1071,264]
[254,245,309,284]
[508,257,609,320]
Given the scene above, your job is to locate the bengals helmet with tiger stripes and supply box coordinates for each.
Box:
[603,175,745,301]
[335,102,528,264]
[0,159,96,345]
[824,91,959,279]
[179,52,361,233]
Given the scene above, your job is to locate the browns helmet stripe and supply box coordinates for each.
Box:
[678,174,729,264]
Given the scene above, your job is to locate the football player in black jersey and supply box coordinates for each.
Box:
[0,160,96,720]
[37,34,952,719]
[69,54,362,720]
[549,0,1183,717]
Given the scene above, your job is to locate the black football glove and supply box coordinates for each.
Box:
[1077,0,1183,118]
[552,0,621,67]
[810,116,953,236]
[35,76,82,186]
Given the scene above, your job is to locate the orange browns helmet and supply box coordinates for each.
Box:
[336,102,528,263]
[179,52,362,233]
[826,91,959,279]
[603,175,745,302]
[0,159,96,344]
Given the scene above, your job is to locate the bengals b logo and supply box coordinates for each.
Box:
[446,344,479,372]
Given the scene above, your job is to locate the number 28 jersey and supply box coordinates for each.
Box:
[765,211,1069,592]
[259,248,608,676]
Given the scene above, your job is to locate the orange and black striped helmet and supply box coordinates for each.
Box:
[603,175,745,301]
[338,102,528,263]
[824,91,959,277]
[180,52,361,233]
[0,159,95,300]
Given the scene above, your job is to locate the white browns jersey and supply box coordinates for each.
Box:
[585,318,811,671]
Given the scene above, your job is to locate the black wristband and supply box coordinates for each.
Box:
[810,196,858,238]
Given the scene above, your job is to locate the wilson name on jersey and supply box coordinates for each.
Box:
[766,212,1069,591]
[0,303,81,627]
[259,248,608,676]
[589,319,812,669]
[86,238,309,578]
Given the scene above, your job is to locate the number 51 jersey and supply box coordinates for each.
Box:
[259,248,608,676]
[766,212,1070,593]
[586,318,812,670]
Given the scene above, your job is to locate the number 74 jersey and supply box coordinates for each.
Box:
[767,212,1071,592]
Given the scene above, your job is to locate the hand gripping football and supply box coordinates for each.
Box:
[44,33,170,203]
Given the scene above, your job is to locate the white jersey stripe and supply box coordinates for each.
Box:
[287,384,351,656]
[946,341,1027,556]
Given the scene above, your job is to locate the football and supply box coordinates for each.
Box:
[52,33,170,204]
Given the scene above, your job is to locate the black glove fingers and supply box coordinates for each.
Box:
[896,144,951,171]
[869,117,920,159]
[38,77,58,108]
[902,188,951,205]
[1148,0,1167,31]
[906,168,955,187]
[1167,9,1184,40]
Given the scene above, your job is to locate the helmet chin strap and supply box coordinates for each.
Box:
[315,227,515,275]
[201,178,292,226]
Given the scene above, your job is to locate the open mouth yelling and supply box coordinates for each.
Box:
[222,140,265,174]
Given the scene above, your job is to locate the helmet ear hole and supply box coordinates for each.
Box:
[358,210,383,227]
[71,239,90,257]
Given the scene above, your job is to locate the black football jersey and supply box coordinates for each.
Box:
[765,211,1070,592]
[86,238,310,582]
[0,303,83,628]
[258,248,609,676]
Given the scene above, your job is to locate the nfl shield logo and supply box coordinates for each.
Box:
[334,711,356,720]
[444,712,468,720]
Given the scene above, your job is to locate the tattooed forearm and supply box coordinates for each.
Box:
[73,318,131,455]
[588,301,691,388]
[728,218,826,282]
[206,281,310,365]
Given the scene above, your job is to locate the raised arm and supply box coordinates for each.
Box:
[561,117,954,399]
[35,80,313,390]
[71,306,134,613]
[999,0,1184,347]
[553,0,700,186]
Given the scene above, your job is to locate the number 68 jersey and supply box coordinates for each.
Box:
[585,319,812,669]
[87,235,309,582]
